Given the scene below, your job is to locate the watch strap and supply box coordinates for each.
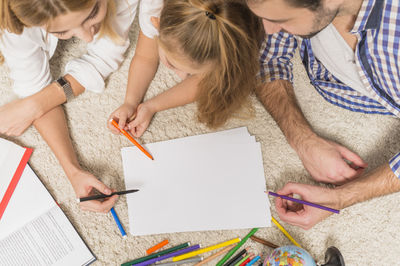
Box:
[56,77,74,102]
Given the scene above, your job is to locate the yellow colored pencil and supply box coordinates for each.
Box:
[194,245,234,266]
[271,216,302,248]
[172,238,240,262]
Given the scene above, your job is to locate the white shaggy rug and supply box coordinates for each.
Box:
[1,18,400,266]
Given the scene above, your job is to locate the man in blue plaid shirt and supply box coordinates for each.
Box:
[247,0,400,229]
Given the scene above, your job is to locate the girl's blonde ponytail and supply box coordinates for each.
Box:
[159,0,263,127]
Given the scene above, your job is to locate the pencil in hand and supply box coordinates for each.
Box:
[110,118,154,160]
[78,189,139,202]
[267,191,340,214]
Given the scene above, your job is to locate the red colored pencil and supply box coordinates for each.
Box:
[239,255,253,266]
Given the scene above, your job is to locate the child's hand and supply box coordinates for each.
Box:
[107,103,136,134]
[126,103,156,138]
[69,170,118,213]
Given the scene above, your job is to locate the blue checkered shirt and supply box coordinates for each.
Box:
[259,0,400,178]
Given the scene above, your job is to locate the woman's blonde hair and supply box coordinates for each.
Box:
[159,0,264,128]
[0,0,118,64]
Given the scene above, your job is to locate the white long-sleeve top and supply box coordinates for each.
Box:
[0,0,138,98]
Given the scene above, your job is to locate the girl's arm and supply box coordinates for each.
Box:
[145,74,201,112]
[33,106,118,213]
[108,31,159,132]
[126,73,202,137]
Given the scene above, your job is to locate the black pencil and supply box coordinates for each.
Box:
[78,189,139,202]
[223,248,247,266]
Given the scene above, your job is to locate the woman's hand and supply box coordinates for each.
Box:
[126,102,156,138]
[107,103,137,134]
[69,169,118,213]
[0,98,41,136]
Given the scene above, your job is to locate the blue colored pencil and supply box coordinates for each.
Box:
[110,207,127,238]
[247,255,261,266]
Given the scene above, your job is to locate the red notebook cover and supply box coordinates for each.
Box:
[0,147,33,219]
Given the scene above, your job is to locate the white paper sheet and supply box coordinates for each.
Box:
[0,138,26,203]
[0,138,96,266]
[122,127,271,236]
[0,165,55,239]
[0,206,95,266]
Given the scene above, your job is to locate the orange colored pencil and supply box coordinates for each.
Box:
[147,239,169,255]
[110,119,154,160]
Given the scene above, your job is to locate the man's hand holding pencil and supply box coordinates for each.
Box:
[273,182,340,230]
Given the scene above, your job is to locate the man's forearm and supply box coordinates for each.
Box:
[256,80,315,150]
[336,164,400,209]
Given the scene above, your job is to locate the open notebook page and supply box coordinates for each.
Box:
[0,165,95,266]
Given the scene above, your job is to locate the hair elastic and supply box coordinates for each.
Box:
[205,11,216,20]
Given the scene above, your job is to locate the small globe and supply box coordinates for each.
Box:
[264,245,316,266]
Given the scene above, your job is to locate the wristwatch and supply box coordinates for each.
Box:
[56,77,74,102]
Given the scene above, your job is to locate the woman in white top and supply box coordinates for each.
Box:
[0,0,137,212]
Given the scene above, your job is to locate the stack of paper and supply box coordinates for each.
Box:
[0,138,95,266]
[122,127,271,236]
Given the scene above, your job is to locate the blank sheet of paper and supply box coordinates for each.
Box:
[0,139,26,204]
[122,127,271,236]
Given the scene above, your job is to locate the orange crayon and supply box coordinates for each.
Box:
[110,119,154,160]
[146,239,169,255]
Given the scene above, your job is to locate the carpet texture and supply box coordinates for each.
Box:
[1,19,399,266]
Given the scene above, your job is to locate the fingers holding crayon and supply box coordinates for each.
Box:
[107,103,137,135]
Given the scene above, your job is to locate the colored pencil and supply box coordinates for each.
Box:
[194,245,234,266]
[110,207,126,239]
[110,119,153,160]
[121,242,190,266]
[78,189,139,202]
[133,245,200,266]
[223,248,247,266]
[226,253,246,266]
[173,238,240,261]
[247,255,261,266]
[271,217,301,248]
[267,191,340,214]
[250,235,279,249]
[147,239,169,255]
[234,255,250,266]
[239,256,252,266]
[216,228,259,266]
[155,256,202,266]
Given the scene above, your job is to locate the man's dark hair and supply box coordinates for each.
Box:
[248,0,322,11]
[287,0,322,10]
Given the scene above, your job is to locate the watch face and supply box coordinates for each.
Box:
[57,77,68,87]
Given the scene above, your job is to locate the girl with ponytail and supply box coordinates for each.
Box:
[108,0,264,137]
[0,0,149,213]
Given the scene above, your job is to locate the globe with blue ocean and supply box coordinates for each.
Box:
[264,245,316,266]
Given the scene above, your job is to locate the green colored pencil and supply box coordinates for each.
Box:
[121,242,190,266]
[234,254,250,266]
[216,228,259,266]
